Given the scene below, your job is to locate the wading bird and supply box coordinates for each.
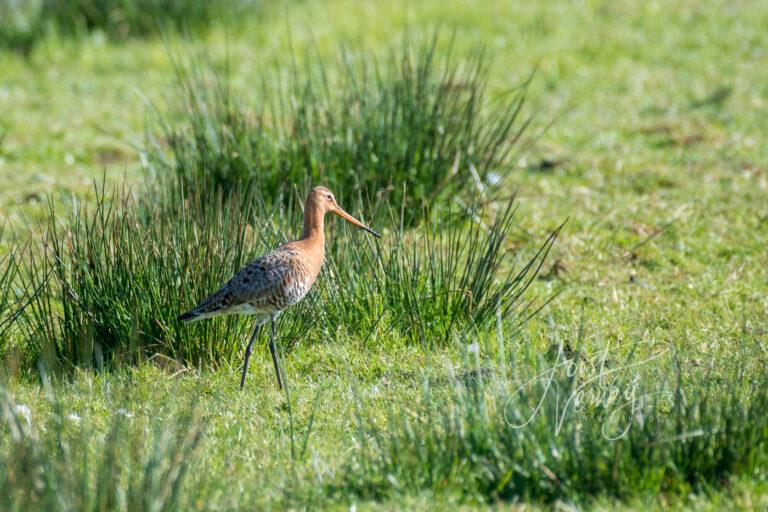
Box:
[178,186,380,390]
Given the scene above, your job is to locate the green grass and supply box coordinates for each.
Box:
[0,0,259,53]
[0,227,22,342]
[0,0,767,509]
[343,342,768,503]
[144,38,530,225]
[2,339,766,509]
[0,386,205,511]
[18,184,277,370]
[319,196,560,345]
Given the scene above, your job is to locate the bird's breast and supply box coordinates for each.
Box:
[264,252,318,310]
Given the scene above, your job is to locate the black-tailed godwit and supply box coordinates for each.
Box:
[178,186,380,389]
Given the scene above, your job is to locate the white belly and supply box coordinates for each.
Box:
[227,303,268,315]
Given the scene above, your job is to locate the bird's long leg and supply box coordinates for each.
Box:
[240,321,262,390]
[269,316,284,390]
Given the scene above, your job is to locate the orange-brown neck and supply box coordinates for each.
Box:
[295,201,326,283]
[301,202,326,243]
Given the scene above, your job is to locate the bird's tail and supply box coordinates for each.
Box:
[179,287,233,323]
[177,310,202,323]
[178,299,227,323]
[178,308,222,323]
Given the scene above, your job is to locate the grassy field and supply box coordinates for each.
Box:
[1,0,767,509]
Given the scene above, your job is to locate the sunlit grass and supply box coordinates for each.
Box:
[0,387,204,511]
[2,335,766,509]
[143,37,530,225]
[344,337,768,503]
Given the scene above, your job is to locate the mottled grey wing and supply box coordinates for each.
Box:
[179,249,291,321]
[227,250,294,307]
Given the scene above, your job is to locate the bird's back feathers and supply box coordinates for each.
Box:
[178,244,316,323]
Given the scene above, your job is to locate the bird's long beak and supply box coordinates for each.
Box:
[333,207,381,238]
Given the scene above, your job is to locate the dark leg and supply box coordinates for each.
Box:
[240,321,262,390]
[268,316,284,390]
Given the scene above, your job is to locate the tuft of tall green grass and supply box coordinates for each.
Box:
[19,183,317,371]
[319,196,561,346]
[0,0,258,53]
[341,339,768,503]
[0,388,204,511]
[143,38,531,225]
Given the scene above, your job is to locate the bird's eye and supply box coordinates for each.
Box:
[326,194,333,200]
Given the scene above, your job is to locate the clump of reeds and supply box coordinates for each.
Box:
[19,183,317,370]
[318,195,561,346]
[143,37,531,226]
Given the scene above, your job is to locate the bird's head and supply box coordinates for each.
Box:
[308,186,381,238]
